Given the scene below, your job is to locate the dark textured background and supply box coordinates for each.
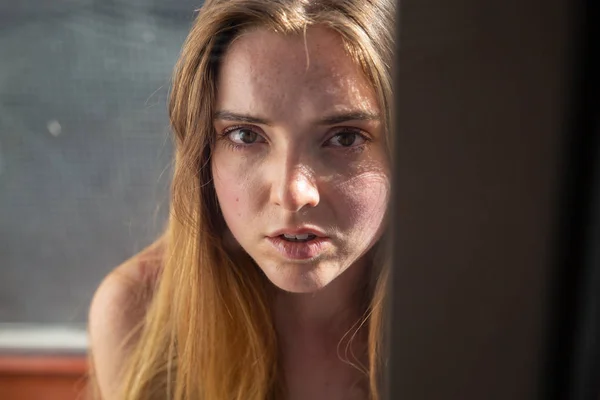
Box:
[0,0,202,324]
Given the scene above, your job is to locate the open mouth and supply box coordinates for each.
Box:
[267,234,330,260]
[280,233,317,242]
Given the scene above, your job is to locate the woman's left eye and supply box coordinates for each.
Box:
[326,130,368,148]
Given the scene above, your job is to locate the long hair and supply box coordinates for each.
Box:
[116,1,395,399]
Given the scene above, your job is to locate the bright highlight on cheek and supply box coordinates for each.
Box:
[352,177,388,214]
[331,170,390,246]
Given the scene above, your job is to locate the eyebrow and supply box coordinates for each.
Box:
[213,110,380,126]
[213,111,272,125]
[316,111,380,125]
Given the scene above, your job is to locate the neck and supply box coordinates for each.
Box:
[272,256,372,357]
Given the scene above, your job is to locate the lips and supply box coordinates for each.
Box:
[266,236,330,260]
[266,226,330,260]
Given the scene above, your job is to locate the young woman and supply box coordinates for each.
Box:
[88,0,395,399]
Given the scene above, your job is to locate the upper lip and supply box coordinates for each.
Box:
[268,227,327,238]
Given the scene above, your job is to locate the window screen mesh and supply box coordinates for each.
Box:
[0,0,201,325]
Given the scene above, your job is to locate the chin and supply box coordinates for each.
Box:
[261,262,333,294]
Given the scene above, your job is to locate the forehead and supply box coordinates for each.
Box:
[215,26,379,121]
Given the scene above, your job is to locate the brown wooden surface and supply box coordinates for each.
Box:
[0,355,89,400]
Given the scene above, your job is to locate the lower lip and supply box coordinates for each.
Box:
[266,236,330,260]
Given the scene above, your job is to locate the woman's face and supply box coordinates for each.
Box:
[212,26,390,293]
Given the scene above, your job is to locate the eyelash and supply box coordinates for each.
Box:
[219,125,371,153]
[325,129,371,153]
[218,125,258,151]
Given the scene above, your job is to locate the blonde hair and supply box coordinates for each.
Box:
[113,1,395,399]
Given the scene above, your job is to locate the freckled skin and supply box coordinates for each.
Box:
[212,26,390,293]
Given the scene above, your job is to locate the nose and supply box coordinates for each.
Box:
[270,164,320,212]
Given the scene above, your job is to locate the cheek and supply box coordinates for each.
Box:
[333,170,390,242]
[212,149,262,234]
[212,154,245,220]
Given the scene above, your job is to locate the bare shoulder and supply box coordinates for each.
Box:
[88,237,165,399]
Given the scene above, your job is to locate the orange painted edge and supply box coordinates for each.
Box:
[0,355,88,375]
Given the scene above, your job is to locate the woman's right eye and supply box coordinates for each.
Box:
[225,127,266,145]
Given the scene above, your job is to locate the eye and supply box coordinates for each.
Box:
[224,126,267,145]
[326,130,369,148]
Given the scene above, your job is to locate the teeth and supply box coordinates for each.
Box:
[283,233,310,240]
